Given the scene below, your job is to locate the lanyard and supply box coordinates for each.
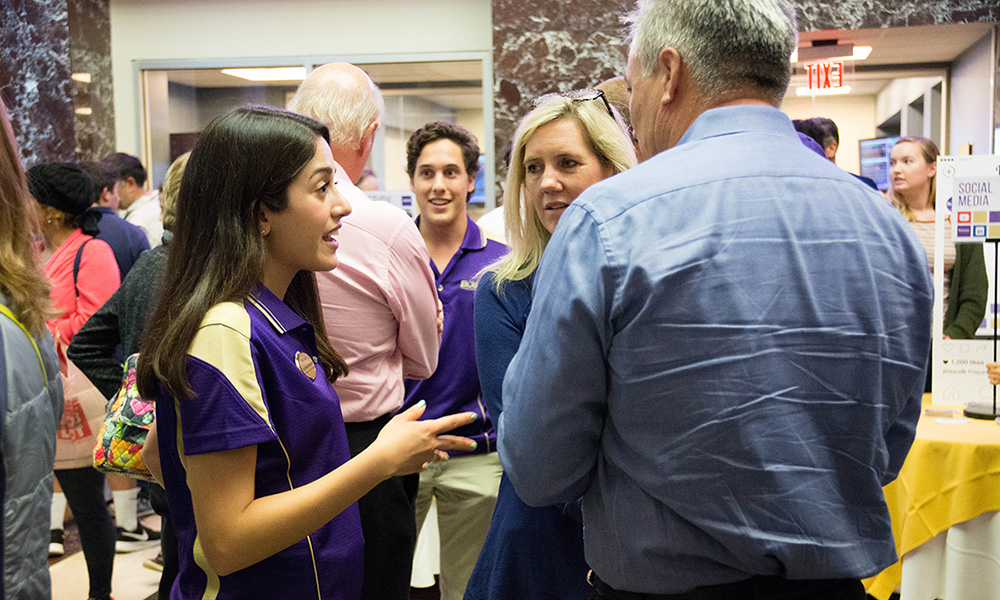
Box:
[0,303,48,387]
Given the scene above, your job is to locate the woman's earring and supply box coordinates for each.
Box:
[261,229,267,236]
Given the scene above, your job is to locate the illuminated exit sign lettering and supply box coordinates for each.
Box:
[805,61,845,91]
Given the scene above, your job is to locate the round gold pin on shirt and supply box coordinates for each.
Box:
[295,351,317,380]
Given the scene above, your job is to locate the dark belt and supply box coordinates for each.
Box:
[588,571,682,600]
[587,570,865,600]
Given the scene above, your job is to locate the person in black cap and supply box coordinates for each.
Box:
[28,162,120,600]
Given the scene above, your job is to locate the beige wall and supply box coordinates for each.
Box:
[781,94,878,176]
[109,0,493,154]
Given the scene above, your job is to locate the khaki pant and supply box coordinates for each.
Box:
[414,452,503,600]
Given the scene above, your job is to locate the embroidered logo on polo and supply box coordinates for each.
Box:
[295,351,317,380]
[460,280,477,291]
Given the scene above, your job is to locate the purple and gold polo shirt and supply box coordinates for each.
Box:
[155,284,363,600]
[403,216,508,454]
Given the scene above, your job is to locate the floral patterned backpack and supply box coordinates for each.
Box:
[93,353,155,481]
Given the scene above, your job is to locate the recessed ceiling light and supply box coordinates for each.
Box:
[221,67,307,82]
[852,46,873,60]
[791,45,872,63]
[795,86,852,97]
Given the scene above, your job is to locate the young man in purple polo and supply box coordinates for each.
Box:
[402,122,506,600]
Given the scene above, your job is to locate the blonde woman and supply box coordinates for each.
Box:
[466,90,635,599]
[0,98,63,599]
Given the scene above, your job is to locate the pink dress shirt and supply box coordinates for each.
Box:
[319,165,441,422]
[44,229,121,343]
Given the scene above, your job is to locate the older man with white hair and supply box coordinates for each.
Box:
[288,63,441,600]
[498,2,933,599]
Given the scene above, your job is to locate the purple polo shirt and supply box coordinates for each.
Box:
[155,284,363,600]
[403,217,508,454]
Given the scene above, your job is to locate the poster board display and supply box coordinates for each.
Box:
[931,155,1000,406]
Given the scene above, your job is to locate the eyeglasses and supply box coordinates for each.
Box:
[533,88,615,119]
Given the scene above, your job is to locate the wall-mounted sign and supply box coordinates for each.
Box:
[365,190,416,217]
[804,61,844,92]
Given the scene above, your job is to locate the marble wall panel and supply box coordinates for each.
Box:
[493,0,1000,197]
[0,0,113,168]
[493,0,633,196]
[2,0,76,166]
[69,0,115,162]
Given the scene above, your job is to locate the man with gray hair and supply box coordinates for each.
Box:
[499,1,932,599]
[288,63,441,600]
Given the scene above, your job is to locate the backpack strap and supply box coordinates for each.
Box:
[72,237,92,298]
[0,303,47,387]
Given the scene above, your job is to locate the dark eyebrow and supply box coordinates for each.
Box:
[418,163,462,170]
[312,167,333,178]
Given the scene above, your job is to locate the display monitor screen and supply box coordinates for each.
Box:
[859,137,899,191]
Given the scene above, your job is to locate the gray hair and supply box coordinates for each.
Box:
[287,67,386,151]
[626,0,798,105]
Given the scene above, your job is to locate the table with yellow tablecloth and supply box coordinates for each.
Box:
[864,399,1000,600]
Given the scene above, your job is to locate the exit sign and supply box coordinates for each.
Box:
[805,61,845,92]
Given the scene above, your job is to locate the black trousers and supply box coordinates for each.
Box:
[345,414,420,600]
[55,467,116,600]
[588,571,866,600]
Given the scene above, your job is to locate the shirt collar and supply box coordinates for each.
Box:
[332,158,352,186]
[122,191,157,217]
[413,215,487,252]
[246,282,309,335]
[677,105,798,148]
[460,216,487,251]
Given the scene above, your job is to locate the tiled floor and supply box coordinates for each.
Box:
[50,515,161,600]
[50,505,447,600]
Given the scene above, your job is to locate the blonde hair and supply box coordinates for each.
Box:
[0,99,53,335]
[891,136,939,222]
[160,152,190,232]
[489,95,636,288]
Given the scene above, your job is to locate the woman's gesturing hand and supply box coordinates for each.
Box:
[368,400,479,477]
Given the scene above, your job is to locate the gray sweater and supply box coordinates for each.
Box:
[68,244,168,398]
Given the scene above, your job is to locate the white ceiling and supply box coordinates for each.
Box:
[791,22,995,96]
[160,23,994,106]
[163,60,485,110]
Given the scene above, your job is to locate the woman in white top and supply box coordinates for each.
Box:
[890,136,986,341]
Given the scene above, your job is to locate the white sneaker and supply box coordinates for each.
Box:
[115,524,160,553]
[49,529,64,557]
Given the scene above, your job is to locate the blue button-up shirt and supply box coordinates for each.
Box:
[500,105,932,594]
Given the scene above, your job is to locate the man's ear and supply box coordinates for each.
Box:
[361,119,379,149]
[659,47,683,107]
[358,119,379,163]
